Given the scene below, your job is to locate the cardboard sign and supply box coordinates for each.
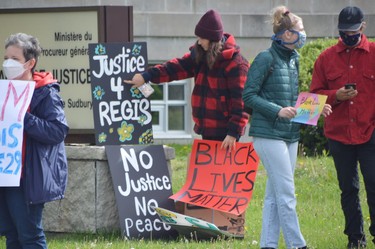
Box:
[154,206,244,240]
[291,92,327,126]
[89,42,153,145]
[105,145,178,239]
[176,202,245,238]
[170,140,259,215]
[0,80,35,186]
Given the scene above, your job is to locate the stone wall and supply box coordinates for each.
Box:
[42,145,174,233]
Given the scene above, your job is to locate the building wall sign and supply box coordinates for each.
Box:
[0,7,133,134]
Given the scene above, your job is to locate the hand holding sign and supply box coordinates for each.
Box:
[321,104,332,118]
[278,106,298,119]
[221,135,237,151]
[291,92,328,126]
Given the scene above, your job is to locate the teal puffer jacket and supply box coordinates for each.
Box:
[243,41,300,142]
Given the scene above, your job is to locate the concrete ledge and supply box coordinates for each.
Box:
[43,145,175,233]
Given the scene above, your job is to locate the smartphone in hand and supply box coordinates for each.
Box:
[345,83,356,90]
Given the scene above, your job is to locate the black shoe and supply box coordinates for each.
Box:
[348,240,366,248]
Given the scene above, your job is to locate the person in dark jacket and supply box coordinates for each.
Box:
[243,6,331,249]
[0,33,69,249]
[310,6,375,249]
[125,9,249,151]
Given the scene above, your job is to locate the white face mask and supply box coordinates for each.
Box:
[2,59,27,80]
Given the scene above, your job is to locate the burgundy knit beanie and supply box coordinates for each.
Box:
[194,9,223,42]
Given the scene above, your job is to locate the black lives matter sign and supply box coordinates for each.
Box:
[105,145,178,239]
[171,140,259,215]
[89,42,153,145]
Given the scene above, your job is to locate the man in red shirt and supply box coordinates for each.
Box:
[310,6,375,249]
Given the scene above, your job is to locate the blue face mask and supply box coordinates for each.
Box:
[339,31,361,47]
[291,30,307,49]
[271,30,307,49]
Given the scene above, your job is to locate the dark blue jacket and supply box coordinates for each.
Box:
[23,81,69,204]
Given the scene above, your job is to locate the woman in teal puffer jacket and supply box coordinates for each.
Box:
[243,6,332,249]
[245,37,300,142]
[243,6,308,249]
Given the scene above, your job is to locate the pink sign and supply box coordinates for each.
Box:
[291,92,327,126]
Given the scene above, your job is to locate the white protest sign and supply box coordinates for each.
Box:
[0,80,35,187]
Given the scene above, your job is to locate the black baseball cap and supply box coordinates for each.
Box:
[338,6,364,31]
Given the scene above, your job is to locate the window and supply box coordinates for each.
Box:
[149,79,192,138]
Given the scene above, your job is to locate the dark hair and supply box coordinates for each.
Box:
[193,40,223,69]
[5,33,41,72]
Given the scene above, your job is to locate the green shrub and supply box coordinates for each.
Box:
[299,38,338,92]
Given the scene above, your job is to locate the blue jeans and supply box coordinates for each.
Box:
[254,137,306,248]
[0,187,47,249]
[328,134,375,243]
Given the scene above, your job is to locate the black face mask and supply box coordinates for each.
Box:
[339,31,361,47]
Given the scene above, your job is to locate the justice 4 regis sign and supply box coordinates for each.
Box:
[89,42,153,145]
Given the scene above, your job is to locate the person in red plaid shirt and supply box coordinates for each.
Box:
[125,9,249,151]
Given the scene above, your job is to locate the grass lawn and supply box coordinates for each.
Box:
[0,143,371,249]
